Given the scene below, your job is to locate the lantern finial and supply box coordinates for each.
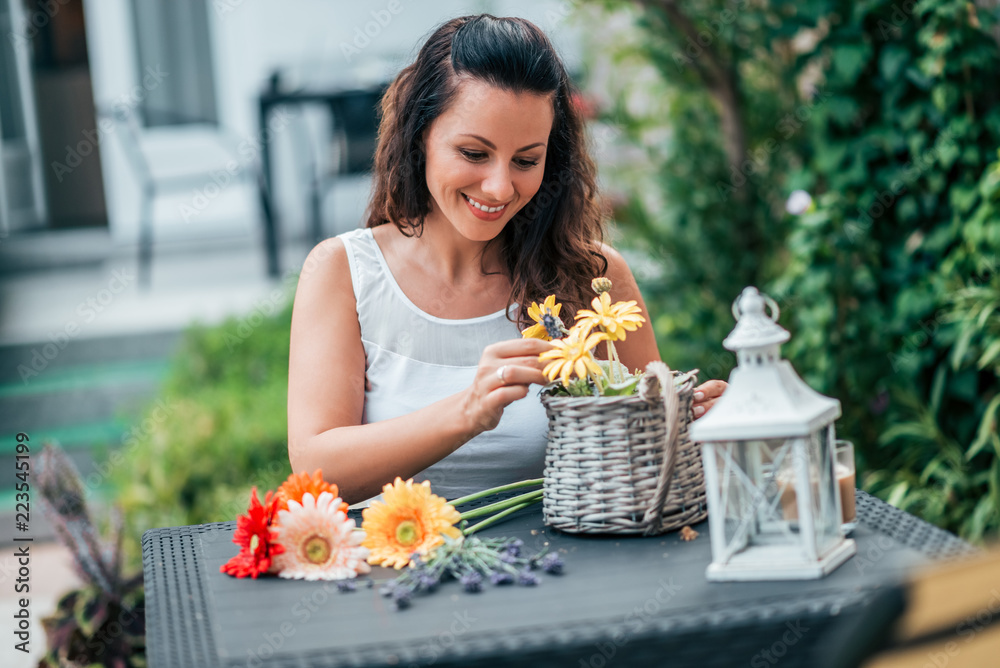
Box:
[722,287,790,351]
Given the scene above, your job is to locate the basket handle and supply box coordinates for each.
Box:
[638,362,688,535]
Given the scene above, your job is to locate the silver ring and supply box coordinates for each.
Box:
[497,365,508,385]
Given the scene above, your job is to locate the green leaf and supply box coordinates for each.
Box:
[72,587,108,638]
[975,301,998,330]
[880,46,909,82]
[979,340,1000,370]
[929,364,947,417]
[603,376,642,396]
[833,43,872,84]
[951,327,975,370]
[966,394,1000,460]
[887,481,910,507]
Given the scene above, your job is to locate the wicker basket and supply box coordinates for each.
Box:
[541,363,708,535]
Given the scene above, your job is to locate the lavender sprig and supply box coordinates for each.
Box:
[373,532,565,610]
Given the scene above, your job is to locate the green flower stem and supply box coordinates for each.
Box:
[458,490,543,521]
[607,339,622,383]
[449,479,542,508]
[463,498,541,536]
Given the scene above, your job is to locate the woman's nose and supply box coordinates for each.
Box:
[481,161,515,202]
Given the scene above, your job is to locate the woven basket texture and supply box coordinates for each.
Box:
[541,377,707,535]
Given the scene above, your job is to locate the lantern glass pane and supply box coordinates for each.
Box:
[711,440,800,563]
[811,427,842,557]
[710,441,751,559]
[753,439,800,545]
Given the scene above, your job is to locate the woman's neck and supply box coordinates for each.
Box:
[410,213,505,284]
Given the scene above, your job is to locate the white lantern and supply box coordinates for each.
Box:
[690,287,856,581]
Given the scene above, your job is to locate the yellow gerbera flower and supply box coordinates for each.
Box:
[538,325,608,387]
[574,292,646,342]
[521,295,563,341]
[361,477,461,569]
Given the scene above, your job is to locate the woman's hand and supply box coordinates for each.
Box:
[461,338,553,437]
[693,380,727,419]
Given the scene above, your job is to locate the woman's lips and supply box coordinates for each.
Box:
[463,194,509,221]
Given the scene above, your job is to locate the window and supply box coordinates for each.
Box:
[131,0,217,126]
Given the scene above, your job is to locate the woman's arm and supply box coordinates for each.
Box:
[598,244,726,417]
[287,238,551,504]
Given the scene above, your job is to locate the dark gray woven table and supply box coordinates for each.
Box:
[141,490,975,668]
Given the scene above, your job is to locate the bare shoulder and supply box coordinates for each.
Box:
[596,242,641,295]
[297,236,351,290]
[598,242,627,269]
[289,235,360,361]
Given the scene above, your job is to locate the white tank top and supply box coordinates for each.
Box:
[339,227,548,500]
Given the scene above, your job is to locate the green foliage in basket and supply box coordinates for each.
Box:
[578,1,1000,541]
[544,359,642,397]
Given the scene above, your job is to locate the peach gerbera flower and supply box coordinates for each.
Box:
[270,491,370,581]
[361,477,462,569]
[275,469,347,514]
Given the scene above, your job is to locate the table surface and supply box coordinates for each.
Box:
[142,490,975,668]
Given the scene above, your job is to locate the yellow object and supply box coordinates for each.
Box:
[539,326,608,387]
[521,294,562,341]
[864,548,1000,668]
[575,292,645,342]
[361,477,462,569]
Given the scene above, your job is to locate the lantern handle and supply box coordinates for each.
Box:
[731,290,781,323]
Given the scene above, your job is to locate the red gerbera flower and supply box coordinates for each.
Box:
[221,487,284,578]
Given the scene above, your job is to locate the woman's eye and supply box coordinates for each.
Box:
[515,158,540,169]
[459,149,487,161]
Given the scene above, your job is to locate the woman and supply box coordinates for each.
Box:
[287,15,724,504]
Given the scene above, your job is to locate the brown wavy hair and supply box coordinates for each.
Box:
[365,14,607,325]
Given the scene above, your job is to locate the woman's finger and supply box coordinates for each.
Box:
[494,364,547,388]
[485,338,554,360]
[692,397,721,419]
[695,379,727,399]
[504,355,551,370]
[485,383,531,410]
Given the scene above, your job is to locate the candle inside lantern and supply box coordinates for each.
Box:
[778,464,855,524]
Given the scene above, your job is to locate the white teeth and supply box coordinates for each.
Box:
[464,195,506,213]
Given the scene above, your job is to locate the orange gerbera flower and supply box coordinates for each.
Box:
[275,469,348,514]
[361,478,462,569]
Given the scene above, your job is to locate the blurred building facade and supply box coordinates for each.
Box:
[0,0,582,250]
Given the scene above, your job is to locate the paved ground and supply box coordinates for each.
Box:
[1,542,83,667]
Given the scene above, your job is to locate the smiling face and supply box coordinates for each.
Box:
[421,78,555,243]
